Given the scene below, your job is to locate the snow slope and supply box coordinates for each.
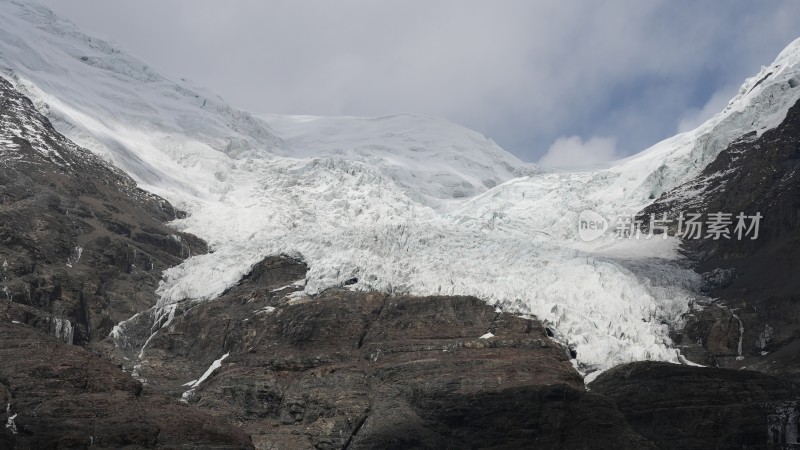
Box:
[0,1,284,200]
[0,0,528,208]
[4,0,800,380]
[262,113,536,207]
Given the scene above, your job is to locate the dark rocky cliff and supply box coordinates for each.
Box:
[118,255,800,449]
[0,76,249,448]
[0,76,206,345]
[643,95,800,380]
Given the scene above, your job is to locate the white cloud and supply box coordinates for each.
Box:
[537,136,620,170]
[676,85,739,133]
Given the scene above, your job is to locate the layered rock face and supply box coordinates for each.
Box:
[591,362,800,449]
[129,256,800,449]
[130,256,649,449]
[0,308,253,449]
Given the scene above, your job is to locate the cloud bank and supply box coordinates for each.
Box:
[37,0,800,164]
[538,136,620,170]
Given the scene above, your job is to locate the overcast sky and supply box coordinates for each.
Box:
[37,1,800,167]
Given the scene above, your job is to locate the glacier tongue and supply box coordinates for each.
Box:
[4,1,800,379]
[157,155,703,379]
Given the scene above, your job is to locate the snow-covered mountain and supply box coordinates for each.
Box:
[4,0,800,381]
[262,113,535,206]
[0,0,528,209]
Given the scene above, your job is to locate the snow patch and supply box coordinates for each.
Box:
[270,280,305,293]
[5,404,17,435]
[731,310,745,361]
[255,306,276,315]
[181,352,230,402]
[51,317,73,345]
[65,246,82,268]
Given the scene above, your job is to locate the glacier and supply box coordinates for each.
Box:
[3,0,800,380]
